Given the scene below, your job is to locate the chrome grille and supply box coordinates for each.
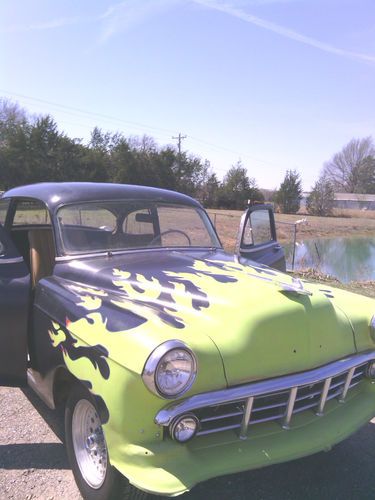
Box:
[195,364,366,438]
[155,353,375,442]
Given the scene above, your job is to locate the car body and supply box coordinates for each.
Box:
[0,182,374,499]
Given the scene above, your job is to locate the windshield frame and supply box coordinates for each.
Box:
[54,199,222,258]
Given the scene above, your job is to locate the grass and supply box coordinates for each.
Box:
[208,208,375,251]
[292,269,375,299]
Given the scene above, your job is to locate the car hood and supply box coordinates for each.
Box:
[53,250,361,386]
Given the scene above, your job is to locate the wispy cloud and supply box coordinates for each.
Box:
[193,0,375,63]
[1,17,81,34]
[98,0,180,43]
[2,0,374,65]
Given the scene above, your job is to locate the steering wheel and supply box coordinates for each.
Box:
[149,229,192,246]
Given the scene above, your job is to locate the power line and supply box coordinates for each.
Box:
[172,133,187,155]
[0,89,177,136]
[1,89,286,172]
[188,135,282,169]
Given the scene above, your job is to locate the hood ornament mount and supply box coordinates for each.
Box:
[277,277,313,296]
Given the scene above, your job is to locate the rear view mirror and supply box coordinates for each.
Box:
[135,213,154,223]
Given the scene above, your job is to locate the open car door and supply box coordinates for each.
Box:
[236,204,286,272]
[0,224,30,386]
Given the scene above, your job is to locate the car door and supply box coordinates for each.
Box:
[236,204,286,271]
[0,223,30,386]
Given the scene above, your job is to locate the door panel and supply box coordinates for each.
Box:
[236,204,286,271]
[0,225,30,386]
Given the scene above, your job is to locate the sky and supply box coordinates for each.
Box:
[1,0,375,190]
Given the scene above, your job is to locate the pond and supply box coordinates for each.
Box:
[285,237,375,283]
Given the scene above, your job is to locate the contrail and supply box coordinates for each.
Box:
[0,17,81,33]
[194,0,375,64]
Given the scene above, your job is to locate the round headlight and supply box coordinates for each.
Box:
[170,414,199,442]
[155,348,196,397]
[142,340,197,398]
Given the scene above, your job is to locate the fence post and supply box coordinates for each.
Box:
[291,223,297,271]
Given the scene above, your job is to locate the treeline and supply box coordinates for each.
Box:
[0,100,263,209]
[1,99,374,215]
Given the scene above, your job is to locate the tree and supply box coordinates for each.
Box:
[220,161,264,209]
[356,155,375,194]
[195,161,221,207]
[0,98,28,147]
[323,137,375,193]
[306,176,335,216]
[275,169,302,214]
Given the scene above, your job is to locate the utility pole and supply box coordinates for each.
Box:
[172,133,187,156]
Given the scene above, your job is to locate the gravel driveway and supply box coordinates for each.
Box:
[1,385,375,500]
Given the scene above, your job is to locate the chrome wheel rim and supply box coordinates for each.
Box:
[72,399,108,489]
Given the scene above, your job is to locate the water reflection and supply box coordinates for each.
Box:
[285,237,375,283]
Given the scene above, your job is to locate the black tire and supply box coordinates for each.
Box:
[65,383,148,500]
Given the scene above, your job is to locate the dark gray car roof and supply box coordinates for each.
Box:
[3,182,201,212]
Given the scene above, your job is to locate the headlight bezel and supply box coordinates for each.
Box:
[142,340,198,399]
[370,315,375,342]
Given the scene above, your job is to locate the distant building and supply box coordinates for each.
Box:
[333,193,375,211]
[301,191,375,211]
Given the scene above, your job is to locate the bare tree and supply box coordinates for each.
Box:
[323,137,375,193]
[0,99,28,146]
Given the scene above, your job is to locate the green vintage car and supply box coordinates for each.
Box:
[0,182,374,499]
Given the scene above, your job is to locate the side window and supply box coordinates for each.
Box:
[13,200,51,226]
[0,199,10,226]
[243,209,274,246]
[60,205,116,232]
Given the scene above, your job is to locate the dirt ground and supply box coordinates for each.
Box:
[2,385,375,500]
[0,386,80,500]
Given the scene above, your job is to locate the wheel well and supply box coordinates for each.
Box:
[52,368,109,424]
[53,367,79,408]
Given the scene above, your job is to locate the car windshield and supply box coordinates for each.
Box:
[56,200,221,255]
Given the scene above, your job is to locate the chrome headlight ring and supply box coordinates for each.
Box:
[370,315,375,342]
[142,340,197,399]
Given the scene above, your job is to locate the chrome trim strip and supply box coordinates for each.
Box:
[235,211,247,256]
[282,387,298,429]
[155,352,374,426]
[239,396,254,440]
[201,410,243,423]
[241,241,278,254]
[339,367,356,403]
[55,246,218,262]
[316,377,332,416]
[27,368,55,409]
[0,256,24,264]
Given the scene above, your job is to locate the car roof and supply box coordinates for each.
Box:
[3,182,201,212]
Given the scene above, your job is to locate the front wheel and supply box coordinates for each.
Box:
[65,384,147,500]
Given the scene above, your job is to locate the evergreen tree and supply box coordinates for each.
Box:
[276,169,302,214]
[307,176,335,216]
